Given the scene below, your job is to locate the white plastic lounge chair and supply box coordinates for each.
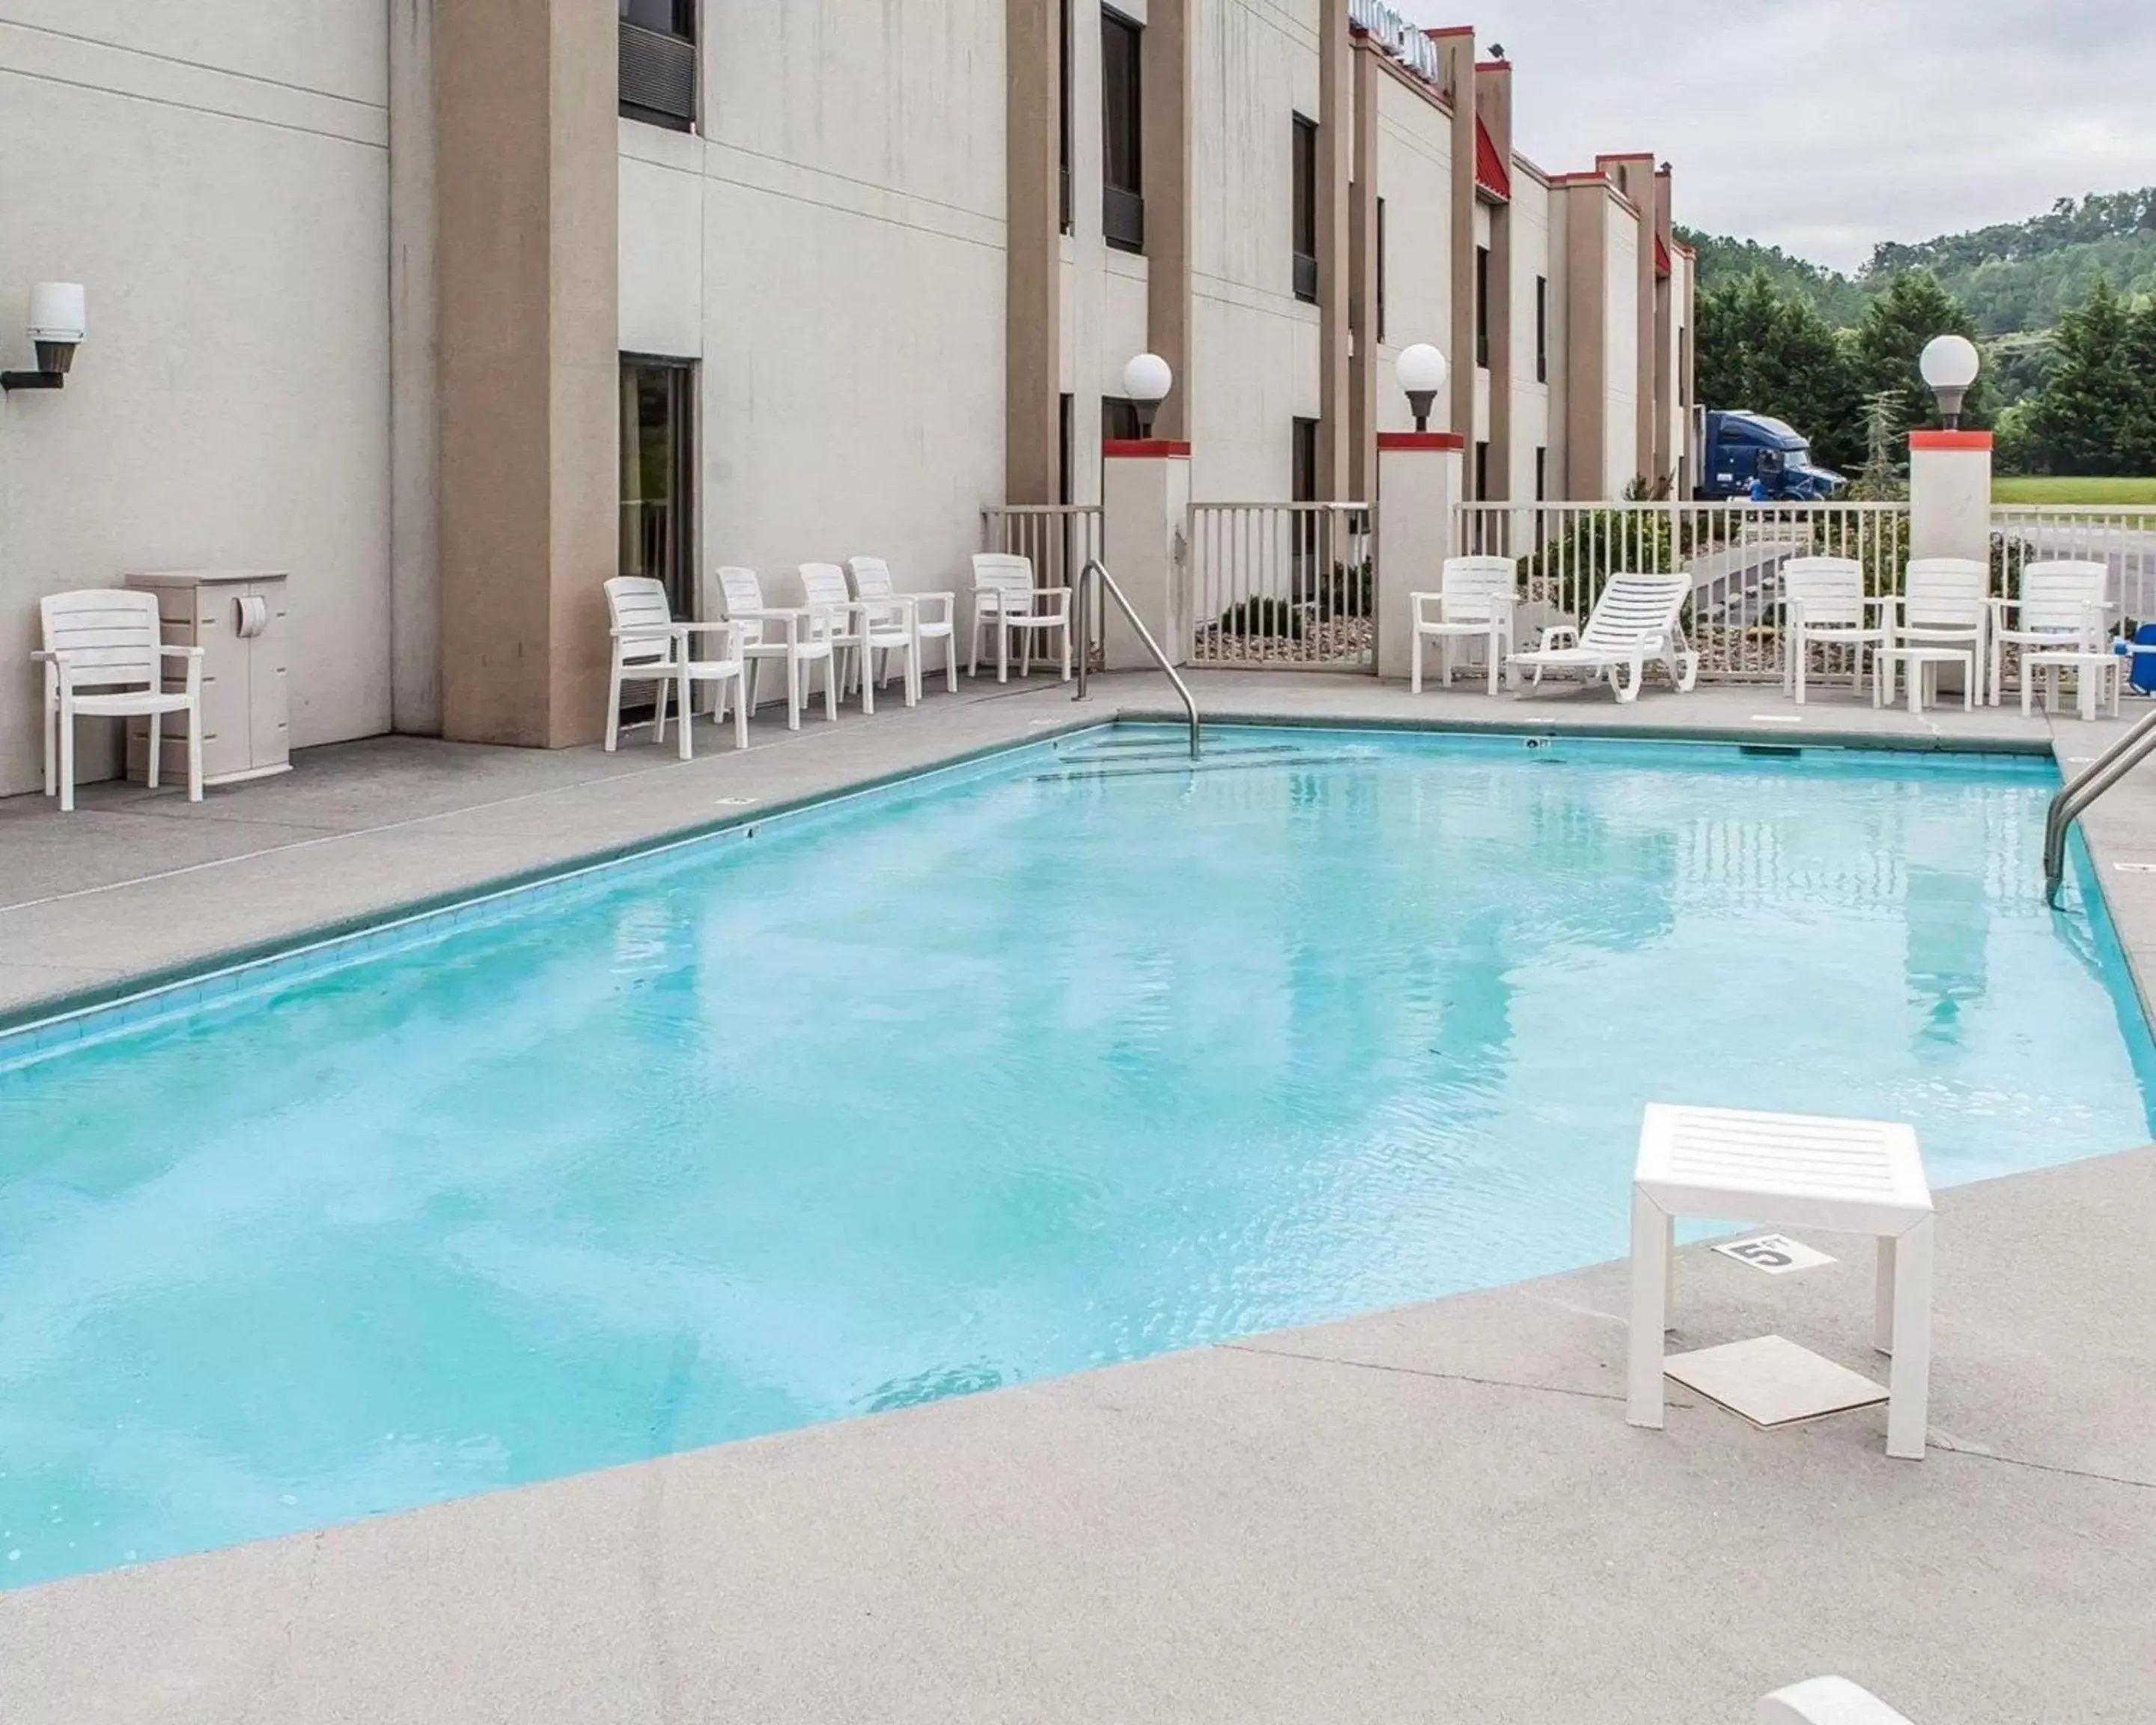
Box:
[850,556,957,696]
[969,553,1072,684]
[36,588,204,812]
[1781,556,1884,705]
[1410,556,1517,696]
[1508,572,1698,703]
[1990,558,2109,709]
[1758,1676,1915,1724]
[1876,557,1987,710]
[603,576,747,759]
[703,565,839,731]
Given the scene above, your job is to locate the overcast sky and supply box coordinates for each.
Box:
[1392,1,2156,273]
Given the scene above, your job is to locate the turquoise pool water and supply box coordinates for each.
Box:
[1,725,2150,1589]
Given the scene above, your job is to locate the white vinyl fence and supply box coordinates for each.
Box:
[1991,506,2156,625]
[1187,502,1375,669]
[1455,501,1913,681]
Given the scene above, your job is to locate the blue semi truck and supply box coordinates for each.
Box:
[1692,409,1847,502]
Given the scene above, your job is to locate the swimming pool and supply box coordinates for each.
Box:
[1,723,2149,1589]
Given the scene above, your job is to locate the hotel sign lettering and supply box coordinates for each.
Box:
[1347,0,1444,87]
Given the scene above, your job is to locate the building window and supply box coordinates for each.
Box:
[1375,197,1388,343]
[1059,0,1074,235]
[1475,439,1490,500]
[618,0,696,132]
[1680,325,1693,407]
[1535,445,1547,502]
[1291,115,1318,303]
[1101,10,1144,252]
[1292,417,1318,502]
[1475,245,1491,369]
[1103,397,1145,442]
[1535,275,1549,384]
[620,356,695,618]
[1060,394,1075,502]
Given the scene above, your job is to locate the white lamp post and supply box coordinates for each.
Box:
[1121,353,1173,438]
[3,282,87,392]
[1919,334,1981,431]
[1395,343,1449,433]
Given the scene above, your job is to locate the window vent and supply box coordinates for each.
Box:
[620,21,696,131]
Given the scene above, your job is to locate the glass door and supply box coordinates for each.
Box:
[619,356,695,618]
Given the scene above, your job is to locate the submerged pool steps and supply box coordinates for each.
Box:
[1038,738,1367,782]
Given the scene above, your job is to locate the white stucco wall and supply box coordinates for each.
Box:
[1190,0,1322,502]
[0,1,396,797]
[618,2,1008,618]
[1602,203,1640,497]
[1371,71,1451,436]
[1508,169,1553,500]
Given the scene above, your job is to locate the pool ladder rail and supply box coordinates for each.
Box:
[1071,558,1200,761]
[2044,704,2156,906]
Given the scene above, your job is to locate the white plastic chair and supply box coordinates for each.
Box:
[969,553,1072,683]
[703,565,839,731]
[1781,556,1884,705]
[1410,556,1517,696]
[1877,558,1987,710]
[850,556,957,696]
[1990,558,2109,709]
[1507,572,1699,703]
[603,576,746,759]
[1758,1676,1916,1724]
[35,589,204,812]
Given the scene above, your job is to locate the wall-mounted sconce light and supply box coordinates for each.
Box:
[2,284,88,393]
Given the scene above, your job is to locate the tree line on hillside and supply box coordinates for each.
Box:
[1696,267,2156,480]
[1681,187,2156,339]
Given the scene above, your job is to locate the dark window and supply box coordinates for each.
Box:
[1680,325,1693,407]
[1535,445,1547,502]
[619,0,696,131]
[1292,417,1319,502]
[1059,394,1075,503]
[1375,197,1388,343]
[1476,245,1491,368]
[1103,397,1144,442]
[1535,274,1549,383]
[619,356,695,618]
[1475,439,1490,500]
[1292,115,1318,303]
[1102,10,1144,252]
[1059,0,1074,234]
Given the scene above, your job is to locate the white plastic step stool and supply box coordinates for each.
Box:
[1627,1104,1934,1460]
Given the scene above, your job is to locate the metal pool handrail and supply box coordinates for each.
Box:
[2044,705,2156,905]
[1071,558,1202,761]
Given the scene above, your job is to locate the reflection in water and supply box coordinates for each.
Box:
[1904,865,1990,1052]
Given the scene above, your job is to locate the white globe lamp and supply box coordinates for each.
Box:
[1396,343,1449,432]
[1919,334,1981,431]
[1121,353,1174,437]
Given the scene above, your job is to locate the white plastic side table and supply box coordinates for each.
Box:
[1628,1104,1934,1460]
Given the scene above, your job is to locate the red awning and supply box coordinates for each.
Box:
[1474,117,1511,202]
[1655,234,1672,278]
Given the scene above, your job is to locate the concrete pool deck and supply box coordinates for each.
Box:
[4,670,2155,1721]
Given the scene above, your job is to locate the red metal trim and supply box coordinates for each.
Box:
[1474,59,1510,73]
[1102,439,1191,458]
[1377,431,1466,451]
[1908,431,1993,451]
[1654,234,1672,279]
[1422,25,1475,37]
[1474,115,1512,202]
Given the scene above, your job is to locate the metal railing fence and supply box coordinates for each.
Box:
[1187,502,1375,669]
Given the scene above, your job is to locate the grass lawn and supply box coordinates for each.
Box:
[1994,475,2156,505]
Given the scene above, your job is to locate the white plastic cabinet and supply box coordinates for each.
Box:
[125,571,291,785]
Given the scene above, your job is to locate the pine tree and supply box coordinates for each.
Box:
[2119,293,2156,475]
[1851,270,1988,446]
[2023,276,2137,474]
[1693,271,1862,469]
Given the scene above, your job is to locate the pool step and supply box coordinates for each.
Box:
[1035,749,1368,783]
